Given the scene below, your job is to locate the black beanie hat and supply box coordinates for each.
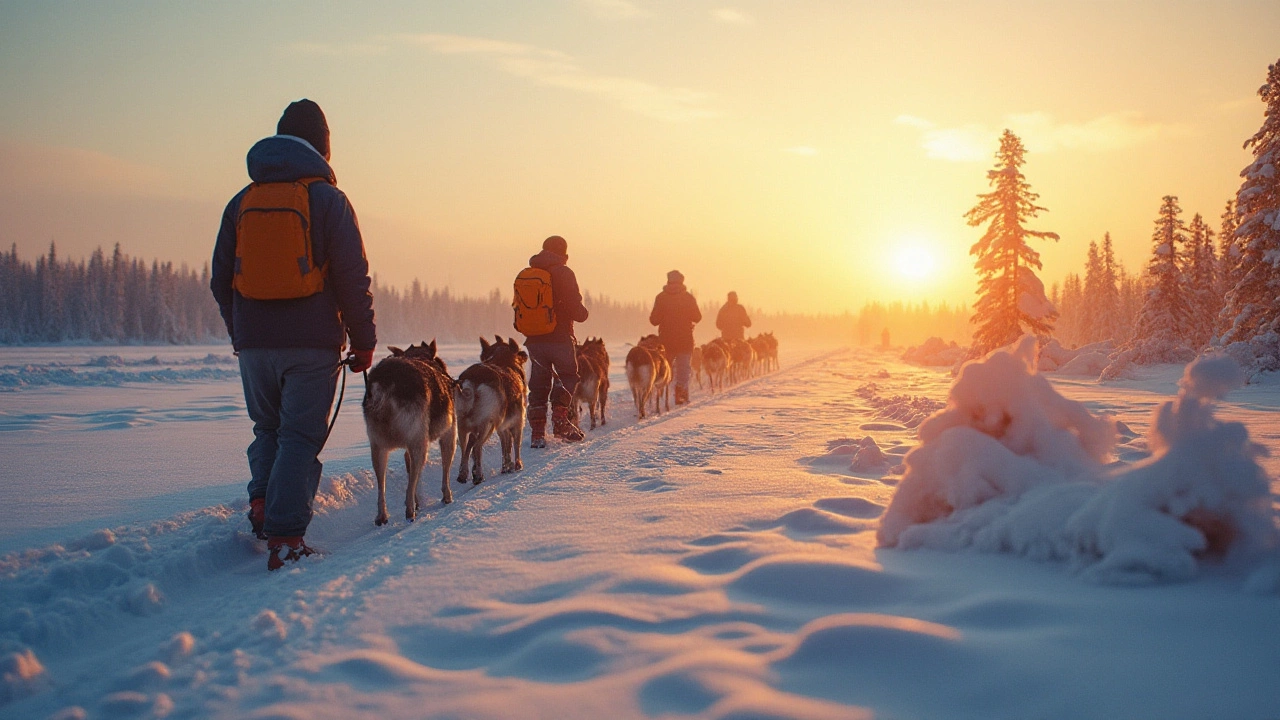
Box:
[543,235,568,255]
[277,99,330,159]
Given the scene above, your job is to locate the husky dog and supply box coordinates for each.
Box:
[574,337,610,429]
[362,340,457,525]
[638,335,672,414]
[690,345,704,389]
[625,344,656,420]
[702,339,731,392]
[455,336,528,485]
[729,338,756,383]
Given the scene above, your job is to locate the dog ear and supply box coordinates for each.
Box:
[428,339,437,354]
[389,346,404,356]
[508,338,518,351]
[494,334,504,346]
[479,336,490,350]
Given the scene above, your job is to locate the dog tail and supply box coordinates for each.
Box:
[455,380,477,415]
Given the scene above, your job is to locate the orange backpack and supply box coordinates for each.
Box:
[512,267,557,336]
[233,177,329,300]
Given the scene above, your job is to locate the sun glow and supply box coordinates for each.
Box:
[892,240,939,282]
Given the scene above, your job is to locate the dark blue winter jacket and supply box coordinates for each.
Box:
[211,136,376,352]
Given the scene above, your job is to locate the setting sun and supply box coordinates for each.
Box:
[892,240,940,282]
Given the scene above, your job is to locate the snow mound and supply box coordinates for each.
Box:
[901,337,966,367]
[878,338,1279,584]
[854,383,945,429]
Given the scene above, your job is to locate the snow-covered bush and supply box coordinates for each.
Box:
[901,337,966,367]
[877,337,1278,584]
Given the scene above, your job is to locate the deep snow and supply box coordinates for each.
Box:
[0,342,1277,719]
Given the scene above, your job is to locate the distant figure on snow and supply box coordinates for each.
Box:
[716,291,752,342]
[514,235,590,447]
[649,270,702,406]
[210,99,377,571]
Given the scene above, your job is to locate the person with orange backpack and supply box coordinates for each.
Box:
[514,235,589,447]
[210,99,376,571]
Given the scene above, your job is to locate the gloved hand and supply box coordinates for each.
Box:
[347,348,375,373]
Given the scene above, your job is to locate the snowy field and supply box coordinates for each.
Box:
[1,342,1278,719]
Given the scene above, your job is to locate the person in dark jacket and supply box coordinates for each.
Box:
[715,291,752,342]
[521,235,590,447]
[648,270,702,405]
[211,99,376,571]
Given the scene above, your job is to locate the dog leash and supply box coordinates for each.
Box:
[322,356,355,449]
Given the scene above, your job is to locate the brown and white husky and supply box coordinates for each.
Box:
[362,340,457,525]
[574,337,610,429]
[455,336,528,485]
[637,334,672,415]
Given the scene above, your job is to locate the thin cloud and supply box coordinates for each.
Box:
[578,0,647,20]
[0,140,179,198]
[401,33,717,122]
[712,7,753,24]
[286,41,389,57]
[898,111,1183,162]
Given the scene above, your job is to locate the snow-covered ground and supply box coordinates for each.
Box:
[1,343,1277,719]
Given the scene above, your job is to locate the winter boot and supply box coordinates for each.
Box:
[267,536,317,571]
[248,497,266,540]
[551,404,585,442]
[529,407,548,449]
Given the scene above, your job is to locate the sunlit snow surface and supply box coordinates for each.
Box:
[1,344,1278,719]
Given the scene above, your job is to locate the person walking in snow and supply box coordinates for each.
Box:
[715,291,752,343]
[211,99,376,571]
[649,270,702,405]
[517,235,590,447]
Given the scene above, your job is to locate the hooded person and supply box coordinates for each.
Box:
[211,99,376,571]
[716,290,752,342]
[648,270,702,405]
[519,235,590,446]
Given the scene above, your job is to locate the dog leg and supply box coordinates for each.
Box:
[439,427,456,505]
[456,430,472,484]
[472,426,494,484]
[499,422,513,473]
[371,443,391,526]
[511,413,524,471]
[405,444,425,521]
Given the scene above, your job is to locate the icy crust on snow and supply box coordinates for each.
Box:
[0,353,239,390]
[878,337,1279,584]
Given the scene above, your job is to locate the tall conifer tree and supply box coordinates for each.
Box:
[1184,213,1218,349]
[965,130,1060,355]
[1221,58,1280,346]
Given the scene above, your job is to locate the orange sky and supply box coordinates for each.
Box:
[1,1,1276,313]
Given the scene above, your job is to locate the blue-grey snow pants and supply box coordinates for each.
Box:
[239,348,340,538]
[527,341,579,422]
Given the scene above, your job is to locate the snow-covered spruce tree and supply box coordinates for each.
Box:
[1184,212,1219,350]
[965,130,1060,356]
[1220,59,1280,374]
[1216,199,1241,305]
[1102,196,1196,378]
[1098,232,1122,343]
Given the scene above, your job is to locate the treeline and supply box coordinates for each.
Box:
[0,243,224,344]
[853,301,971,347]
[0,243,853,348]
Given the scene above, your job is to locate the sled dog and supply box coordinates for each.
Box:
[362,340,458,524]
[638,335,672,414]
[574,337,610,429]
[702,339,731,392]
[455,336,528,485]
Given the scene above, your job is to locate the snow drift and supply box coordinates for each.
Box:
[878,336,1278,584]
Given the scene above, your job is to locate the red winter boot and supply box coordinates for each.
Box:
[529,406,548,448]
[248,497,266,540]
[267,536,317,571]
[552,404,585,442]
